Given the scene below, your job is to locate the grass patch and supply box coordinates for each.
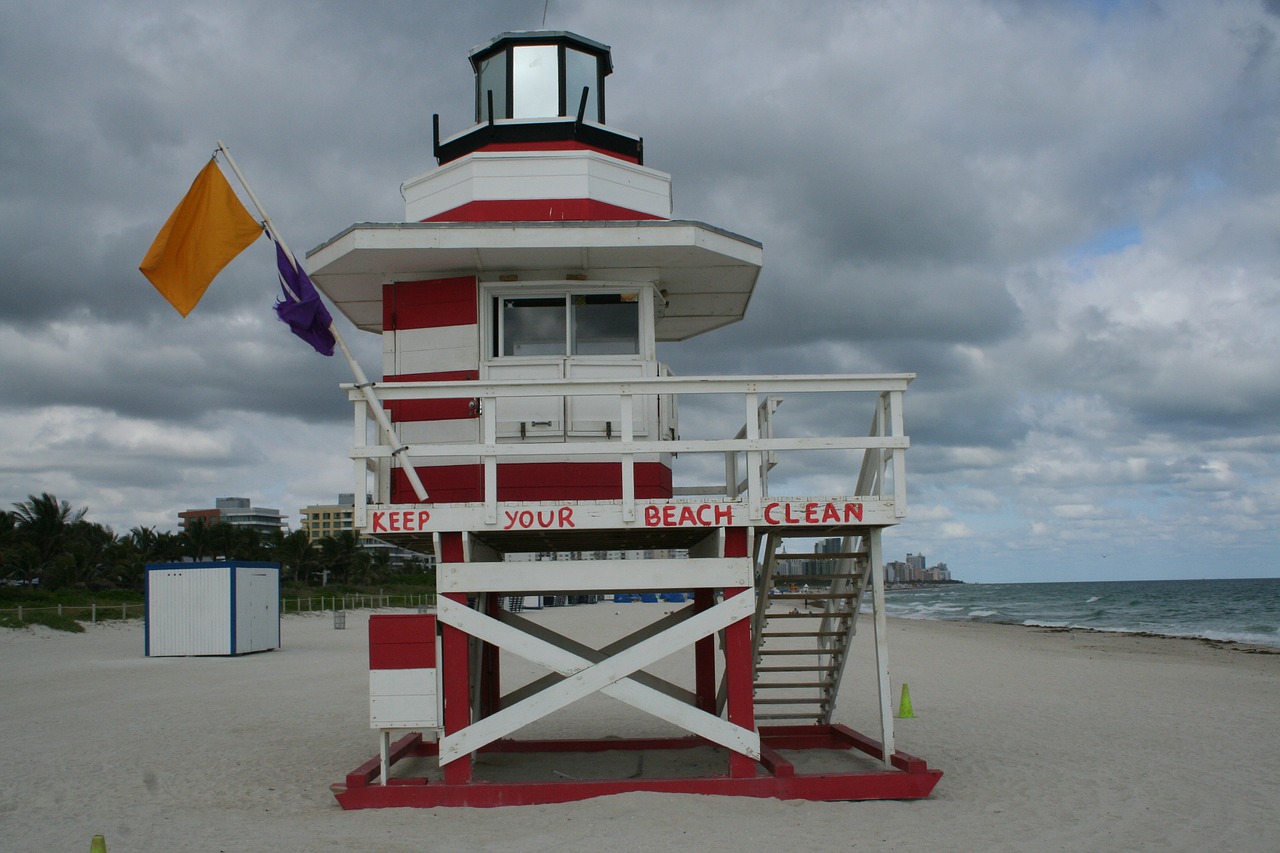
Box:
[1,611,86,633]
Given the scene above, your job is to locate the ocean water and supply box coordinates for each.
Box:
[881,577,1280,648]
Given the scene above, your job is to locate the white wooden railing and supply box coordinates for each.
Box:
[345,374,913,525]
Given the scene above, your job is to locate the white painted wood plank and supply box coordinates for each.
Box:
[439,558,751,593]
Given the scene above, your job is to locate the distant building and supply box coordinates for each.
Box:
[299,494,434,570]
[299,494,358,542]
[886,554,954,584]
[178,497,287,535]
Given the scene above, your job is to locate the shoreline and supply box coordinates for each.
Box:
[2,607,1277,851]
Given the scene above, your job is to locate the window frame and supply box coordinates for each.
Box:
[484,280,656,365]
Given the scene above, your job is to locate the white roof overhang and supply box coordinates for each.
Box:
[305,220,762,341]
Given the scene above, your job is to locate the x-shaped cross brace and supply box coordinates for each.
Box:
[436,592,760,763]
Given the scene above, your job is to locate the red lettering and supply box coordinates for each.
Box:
[518,510,533,528]
[502,510,518,530]
[764,503,781,524]
[388,512,401,532]
[784,504,800,524]
[662,505,677,526]
[677,505,696,525]
[537,510,554,528]
[696,504,711,525]
[644,505,660,526]
[845,503,863,522]
[714,504,732,525]
[804,503,820,523]
[559,506,575,528]
[418,510,431,529]
[822,503,840,523]
[372,512,387,533]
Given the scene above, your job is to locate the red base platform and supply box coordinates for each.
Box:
[332,724,942,808]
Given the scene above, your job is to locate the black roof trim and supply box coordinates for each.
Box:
[435,119,643,165]
[468,30,613,74]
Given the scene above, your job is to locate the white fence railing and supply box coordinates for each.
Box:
[346,373,913,524]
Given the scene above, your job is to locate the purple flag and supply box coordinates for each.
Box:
[274,240,336,356]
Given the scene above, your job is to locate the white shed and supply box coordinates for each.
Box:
[145,562,280,656]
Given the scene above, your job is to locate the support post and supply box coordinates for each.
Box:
[694,588,717,714]
[723,527,757,777]
[867,527,894,763]
[438,532,472,783]
[481,593,502,718]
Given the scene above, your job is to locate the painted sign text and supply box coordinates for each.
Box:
[762,502,863,525]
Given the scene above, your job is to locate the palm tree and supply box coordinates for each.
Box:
[319,530,368,585]
[12,493,87,586]
[274,529,318,583]
[0,510,16,582]
[181,518,214,561]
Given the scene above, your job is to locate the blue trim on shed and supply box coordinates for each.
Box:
[228,566,238,655]
[144,568,151,656]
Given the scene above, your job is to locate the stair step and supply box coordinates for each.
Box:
[775,552,863,560]
[770,573,862,581]
[760,630,845,638]
[770,592,854,600]
[757,648,838,656]
[765,611,854,619]
[755,712,825,721]
[754,697,831,706]
[755,665,835,672]
[754,681,831,690]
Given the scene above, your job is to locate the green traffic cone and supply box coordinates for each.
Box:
[895,683,917,719]
[90,835,107,853]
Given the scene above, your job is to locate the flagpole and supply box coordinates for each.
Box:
[214,140,429,503]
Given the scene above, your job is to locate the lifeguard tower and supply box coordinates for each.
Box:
[308,30,940,807]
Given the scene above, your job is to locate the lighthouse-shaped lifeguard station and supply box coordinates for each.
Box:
[308,30,940,807]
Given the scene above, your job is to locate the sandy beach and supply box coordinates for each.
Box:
[2,605,1277,852]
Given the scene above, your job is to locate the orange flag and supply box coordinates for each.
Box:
[139,158,263,316]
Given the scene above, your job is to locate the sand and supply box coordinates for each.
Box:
[2,605,1277,852]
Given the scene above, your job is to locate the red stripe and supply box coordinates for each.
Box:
[386,400,476,422]
[473,140,640,163]
[386,370,479,383]
[383,277,477,330]
[369,614,436,669]
[423,199,664,223]
[391,462,673,504]
[384,371,481,423]
[369,644,435,669]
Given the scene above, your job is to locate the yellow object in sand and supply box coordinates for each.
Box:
[90,835,107,852]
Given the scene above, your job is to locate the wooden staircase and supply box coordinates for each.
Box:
[750,532,872,724]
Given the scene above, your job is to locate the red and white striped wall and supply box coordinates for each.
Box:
[402,149,672,223]
[369,613,439,730]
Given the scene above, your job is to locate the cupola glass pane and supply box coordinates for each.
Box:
[564,48,599,121]
[511,44,560,118]
[476,51,507,121]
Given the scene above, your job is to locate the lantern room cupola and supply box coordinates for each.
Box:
[434,30,641,166]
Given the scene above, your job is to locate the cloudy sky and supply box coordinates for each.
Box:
[3,0,1279,583]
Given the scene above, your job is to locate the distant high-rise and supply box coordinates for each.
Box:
[178,496,287,535]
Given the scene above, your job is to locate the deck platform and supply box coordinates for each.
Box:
[333,725,941,808]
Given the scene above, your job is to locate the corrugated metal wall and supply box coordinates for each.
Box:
[147,567,232,655]
[234,566,280,653]
[145,563,280,656]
